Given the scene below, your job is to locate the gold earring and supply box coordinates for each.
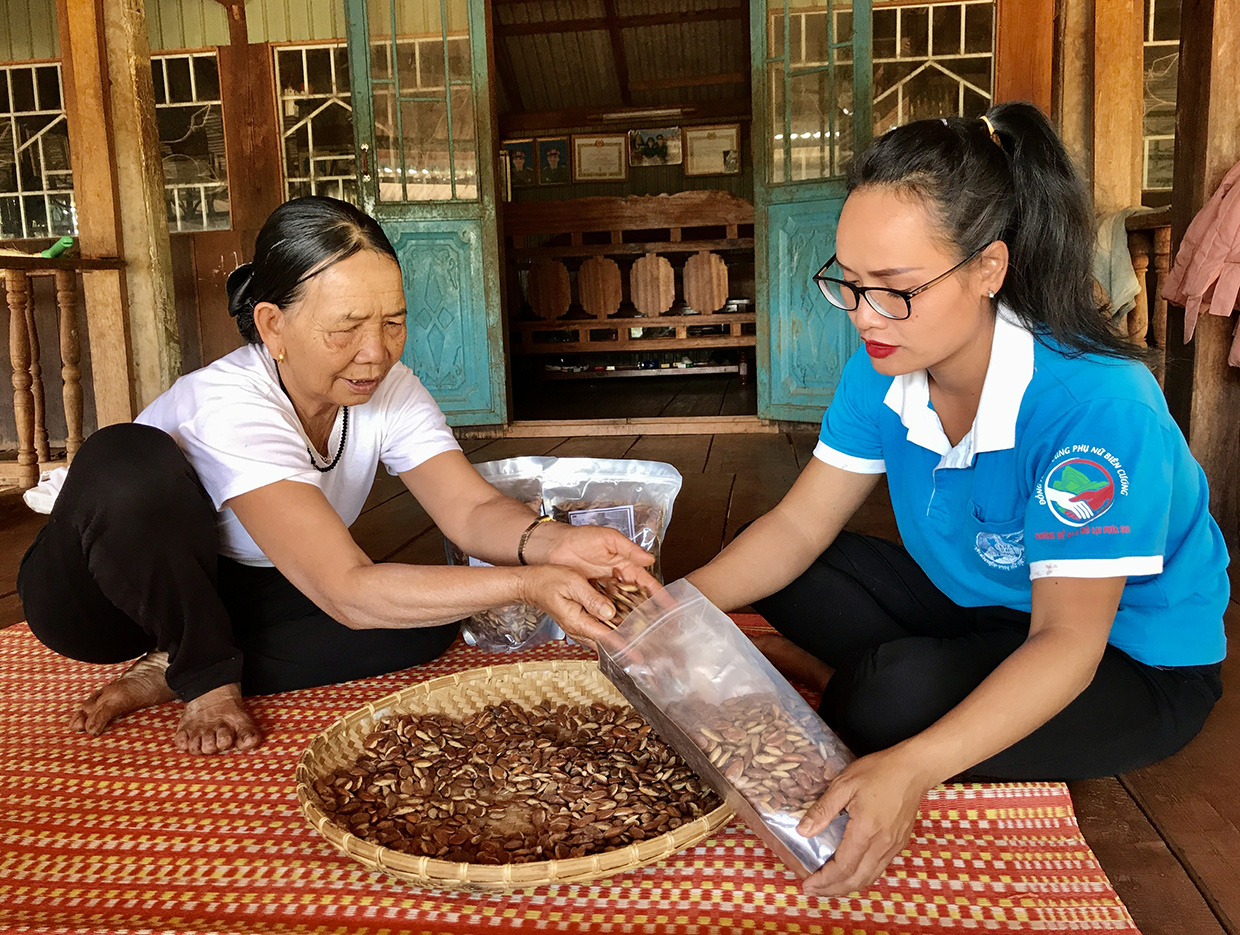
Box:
[276,351,285,363]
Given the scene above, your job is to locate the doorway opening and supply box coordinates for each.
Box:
[489,0,759,426]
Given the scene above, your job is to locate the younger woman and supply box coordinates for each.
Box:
[688,103,1227,896]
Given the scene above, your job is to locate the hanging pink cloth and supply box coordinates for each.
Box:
[1162,158,1240,365]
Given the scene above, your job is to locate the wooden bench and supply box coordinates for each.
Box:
[503,190,756,375]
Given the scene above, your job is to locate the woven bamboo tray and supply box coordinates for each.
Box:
[296,659,734,891]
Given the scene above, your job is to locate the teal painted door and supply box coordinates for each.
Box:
[345,0,505,425]
[752,0,872,421]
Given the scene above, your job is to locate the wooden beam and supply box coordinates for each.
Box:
[57,0,135,424]
[1091,0,1144,213]
[495,6,746,38]
[993,0,1054,113]
[211,0,249,48]
[601,0,632,106]
[218,42,284,232]
[500,99,751,136]
[629,72,747,92]
[1162,0,1240,556]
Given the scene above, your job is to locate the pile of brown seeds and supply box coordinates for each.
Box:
[678,693,849,820]
[590,576,653,627]
[312,700,722,864]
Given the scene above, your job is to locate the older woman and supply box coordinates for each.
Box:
[18,196,656,755]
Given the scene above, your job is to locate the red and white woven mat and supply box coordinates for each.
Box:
[0,621,1138,934]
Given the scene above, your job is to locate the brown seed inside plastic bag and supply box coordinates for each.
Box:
[676,693,849,821]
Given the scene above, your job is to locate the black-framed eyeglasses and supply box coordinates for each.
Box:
[813,248,984,320]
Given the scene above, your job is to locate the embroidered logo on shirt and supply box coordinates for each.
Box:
[1041,456,1116,527]
[975,529,1026,569]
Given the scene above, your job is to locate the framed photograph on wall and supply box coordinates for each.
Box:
[536,138,571,185]
[571,134,629,182]
[628,127,683,167]
[684,124,742,176]
[502,139,537,189]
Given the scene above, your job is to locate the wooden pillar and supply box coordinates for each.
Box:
[101,0,181,408]
[994,0,1054,114]
[57,0,134,425]
[57,0,180,421]
[1091,0,1144,214]
[1162,0,1240,553]
[1053,0,1093,176]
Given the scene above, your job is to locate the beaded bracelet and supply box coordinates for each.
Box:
[517,515,557,566]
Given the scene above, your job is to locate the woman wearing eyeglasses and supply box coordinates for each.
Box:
[688,102,1226,896]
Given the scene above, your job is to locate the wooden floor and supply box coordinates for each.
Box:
[0,431,1235,935]
[512,372,757,421]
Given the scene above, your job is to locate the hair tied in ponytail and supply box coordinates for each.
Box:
[226,263,257,319]
[980,115,1004,151]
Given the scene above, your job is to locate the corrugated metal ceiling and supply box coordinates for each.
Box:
[494,0,749,118]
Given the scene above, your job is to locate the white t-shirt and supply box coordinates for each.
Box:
[136,343,460,566]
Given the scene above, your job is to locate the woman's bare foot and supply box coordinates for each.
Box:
[70,651,177,735]
[173,682,264,755]
[750,632,834,694]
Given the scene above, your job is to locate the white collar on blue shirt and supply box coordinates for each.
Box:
[881,303,1035,468]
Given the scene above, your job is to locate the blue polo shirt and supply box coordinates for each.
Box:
[815,306,1228,667]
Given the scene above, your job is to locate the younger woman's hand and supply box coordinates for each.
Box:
[797,748,928,897]
[517,564,621,646]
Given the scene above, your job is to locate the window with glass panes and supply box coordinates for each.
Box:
[0,62,74,240]
[872,1,995,134]
[369,12,478,203]
[275,43,358,204]
[151,51,229,232]
[1143,0,1178,192]
[771,1,994,181]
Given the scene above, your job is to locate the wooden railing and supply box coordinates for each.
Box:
[1122,207,1173,385]
[504,191,757,370]
[2,253,123,490]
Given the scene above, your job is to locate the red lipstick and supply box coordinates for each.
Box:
[865,341,897,359]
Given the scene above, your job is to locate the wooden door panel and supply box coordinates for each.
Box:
[766,196,856,416]
[384,220,499,422]
[752,0,871,422]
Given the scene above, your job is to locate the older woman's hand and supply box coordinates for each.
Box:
[518,564,625,645]
[527,521,662,595]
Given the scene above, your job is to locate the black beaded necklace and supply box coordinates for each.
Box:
[275,361,349,472]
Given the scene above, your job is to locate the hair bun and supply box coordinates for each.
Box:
[226,262,256,318]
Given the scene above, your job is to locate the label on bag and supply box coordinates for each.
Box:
[568,504,636,540]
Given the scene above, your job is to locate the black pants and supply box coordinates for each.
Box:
[752,531,1223,781]
[17,423,458,702]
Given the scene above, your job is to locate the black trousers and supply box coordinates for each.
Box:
[752,531,1223,781]
[17,423,458,702]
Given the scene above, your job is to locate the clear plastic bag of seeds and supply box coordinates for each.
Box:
[444,457,564,652]
[540,458,683,582]
[596,578,854,877]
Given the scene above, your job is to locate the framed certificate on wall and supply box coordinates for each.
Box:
[571,134,629,182]
[684,124,742,176]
